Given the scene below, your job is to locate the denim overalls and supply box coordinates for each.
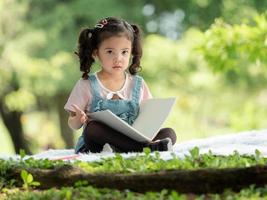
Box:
[75,74,142,153]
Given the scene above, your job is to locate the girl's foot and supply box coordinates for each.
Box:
[146,138,172,152]
[102,143,123,153]
[102,143,114,153]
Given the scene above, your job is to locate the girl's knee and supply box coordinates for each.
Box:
[162,128,177,144]
[154,128,177,145]
[169,129,177,145]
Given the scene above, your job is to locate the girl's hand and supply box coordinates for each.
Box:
[71,104,88,124]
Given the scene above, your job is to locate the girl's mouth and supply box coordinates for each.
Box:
[113,66,122,69]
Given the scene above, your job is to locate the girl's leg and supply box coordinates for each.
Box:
[152,128,177,145]
[83,121,145,153]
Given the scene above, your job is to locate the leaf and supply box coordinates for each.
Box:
[20,170,28,183]
[189,147,200,159]
[19,149,26,159]
[31,181,41,186]
[143,147,151,155]
[27,173,33,183]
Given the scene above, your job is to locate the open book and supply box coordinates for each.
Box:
[89,98,176,142]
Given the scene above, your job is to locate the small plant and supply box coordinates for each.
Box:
[19,149,26,160]
[189,147,200,160]
[20,170,40,190]
[74,180,89,188]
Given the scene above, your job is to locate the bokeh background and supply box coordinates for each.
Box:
[1,0,267,154]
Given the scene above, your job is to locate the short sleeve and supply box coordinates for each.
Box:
[139,78,153,103]
[64,79,92,113]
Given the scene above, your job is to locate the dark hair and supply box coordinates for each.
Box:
[75,17,143,79]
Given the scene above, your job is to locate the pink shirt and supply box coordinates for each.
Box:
[64,73,153,113]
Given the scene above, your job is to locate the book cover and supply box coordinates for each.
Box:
[89,98,176,142]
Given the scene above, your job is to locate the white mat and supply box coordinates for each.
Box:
[2,129,267,162]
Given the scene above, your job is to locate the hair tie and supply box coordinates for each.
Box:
[95,19,108,28]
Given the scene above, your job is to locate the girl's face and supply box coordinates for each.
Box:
[94,35,132,76]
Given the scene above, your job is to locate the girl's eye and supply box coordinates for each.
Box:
[106,50,113,54]
[122,50,129,55]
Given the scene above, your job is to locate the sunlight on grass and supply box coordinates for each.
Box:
[21,112,65,152]
[0,119,15,154]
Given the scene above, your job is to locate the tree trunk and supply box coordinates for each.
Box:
[8,164,267,193]
[0,72,31,154]
[0,98,31,154]
[55,93,74,148]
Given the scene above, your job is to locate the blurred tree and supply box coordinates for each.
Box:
[143,0,267,39]
[0,0,32,153]
[199,13,267,88]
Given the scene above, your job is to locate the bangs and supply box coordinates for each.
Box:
[96,28,134,48]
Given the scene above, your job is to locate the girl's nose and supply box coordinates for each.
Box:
[114,54,123,64]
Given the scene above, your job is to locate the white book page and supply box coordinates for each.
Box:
[89,97,176,142]
[132,98,176,140]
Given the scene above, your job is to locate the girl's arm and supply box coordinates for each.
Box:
[68,104,88,130]
[64,79,92,129]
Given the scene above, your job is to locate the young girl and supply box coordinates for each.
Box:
[64,17,177,153]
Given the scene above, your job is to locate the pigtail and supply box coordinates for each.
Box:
[75,28,96,79]
[129,24,142,75]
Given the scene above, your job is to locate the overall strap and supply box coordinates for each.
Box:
[131,75,142,103]
[88,74,101,99]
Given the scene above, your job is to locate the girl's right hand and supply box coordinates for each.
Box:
[71,104,88,124]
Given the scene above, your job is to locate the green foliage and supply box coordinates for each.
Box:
[199,13,267,87]
[0,155,65,190]
[2,185,267,200]
[74,180,89,188]
[0,151,267,199]
[141,31,267,139]
[4,89,36,112]
[19,157,65,170]
[189,146,200,160]
[20,170,40,190]
[76,148,267,174]
[0,148,266,176]
[144,0,267,39]
[229,101,267,131]
[1,185,186,200]
[19,150,26,160]
[142,29,205,91]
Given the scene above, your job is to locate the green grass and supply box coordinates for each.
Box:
[0,149,267,199]
[2,186,267,200]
